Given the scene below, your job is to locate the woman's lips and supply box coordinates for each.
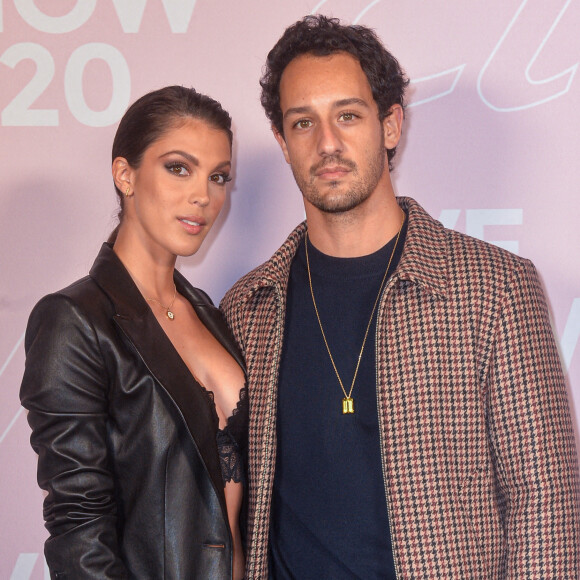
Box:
[178,216,206,234]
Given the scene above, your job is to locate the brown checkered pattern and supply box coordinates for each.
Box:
[221,197,580,579]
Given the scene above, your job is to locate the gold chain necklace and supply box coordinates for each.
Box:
[305,215,405,414]
[146,283,177,320]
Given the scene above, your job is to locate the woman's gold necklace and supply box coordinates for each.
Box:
[146,283,177,320]
[305,215,405,414]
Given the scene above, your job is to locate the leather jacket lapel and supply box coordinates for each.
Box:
[113,312,226,515]
[89,244,229,518]
[174,269,246,374]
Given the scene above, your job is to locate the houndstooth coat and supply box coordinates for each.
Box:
[221,196,579,579]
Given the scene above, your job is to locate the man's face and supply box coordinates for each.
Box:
[274,51,396,215]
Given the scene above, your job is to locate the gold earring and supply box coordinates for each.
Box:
[124,187,131,197]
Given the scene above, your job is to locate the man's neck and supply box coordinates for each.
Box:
[304,193,404,258]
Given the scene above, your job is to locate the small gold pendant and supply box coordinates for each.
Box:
[342,397,354,414]
[166,310,175,320]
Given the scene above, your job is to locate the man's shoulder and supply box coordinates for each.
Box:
[445,227,530,270]
[222,262,269,305]
[399,196,539,309]
[403,196,532,279]
[437,226,542,313]
[221,221,307,309]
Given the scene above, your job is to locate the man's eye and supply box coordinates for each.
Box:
[295,120,312,129]
[340,113,355,121]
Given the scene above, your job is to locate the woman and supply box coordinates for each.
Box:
[20,86,247,579]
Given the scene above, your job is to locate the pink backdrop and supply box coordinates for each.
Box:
[1,0,578,576]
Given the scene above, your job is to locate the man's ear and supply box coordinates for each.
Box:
[382,104,404,150]
[272,125,291,164]
[112,157,134,196]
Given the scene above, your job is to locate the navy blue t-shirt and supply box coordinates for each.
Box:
[269,221,407,579]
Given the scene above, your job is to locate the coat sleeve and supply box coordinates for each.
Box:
[486,259,580,578]
[20,293,130,579]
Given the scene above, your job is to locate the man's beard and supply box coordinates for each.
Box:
[291,139,386,215]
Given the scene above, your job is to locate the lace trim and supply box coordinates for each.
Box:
[227,385,248,428]
[216,426,243,484]
[199,384,248,486]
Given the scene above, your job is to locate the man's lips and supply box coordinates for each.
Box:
[315,165,351,179]
[312,157,356,180]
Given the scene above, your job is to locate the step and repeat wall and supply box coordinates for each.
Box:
[1,0,578,576]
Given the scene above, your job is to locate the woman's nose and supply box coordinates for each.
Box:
[188,180,210,206]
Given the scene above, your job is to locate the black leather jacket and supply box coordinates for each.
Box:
[20,243,245,579]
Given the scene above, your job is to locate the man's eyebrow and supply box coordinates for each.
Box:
[334,98,370,109]
[283,106,311,120]
[283,98,371,120]
[159,150,199,165]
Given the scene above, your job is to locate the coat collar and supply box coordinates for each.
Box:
[88,243,243,520]
[248,196,449,299]
[395,196,448,298]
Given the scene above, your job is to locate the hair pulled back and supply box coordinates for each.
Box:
[109,85,232,242]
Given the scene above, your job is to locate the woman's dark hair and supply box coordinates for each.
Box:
[108,85,232,242]
[260,15,409,169]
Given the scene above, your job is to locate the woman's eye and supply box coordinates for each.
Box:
[166,163,189,176]
[209,173,232,185]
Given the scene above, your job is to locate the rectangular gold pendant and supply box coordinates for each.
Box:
[342,397,354,414]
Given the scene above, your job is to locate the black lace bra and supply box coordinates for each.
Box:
[205,385,248,486]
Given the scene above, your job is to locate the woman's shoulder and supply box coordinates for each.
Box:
[36,273,109,307]
[28,274,114,337]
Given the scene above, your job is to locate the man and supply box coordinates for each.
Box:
[221,15,579,579]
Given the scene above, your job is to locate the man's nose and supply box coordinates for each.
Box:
[316,122,343,157]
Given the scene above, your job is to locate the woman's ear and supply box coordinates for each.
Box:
[112,157,134,196]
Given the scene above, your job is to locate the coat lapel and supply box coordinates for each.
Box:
[89,243,241,520]
[174,270,246,374]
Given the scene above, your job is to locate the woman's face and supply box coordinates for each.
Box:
[122,117,232,260]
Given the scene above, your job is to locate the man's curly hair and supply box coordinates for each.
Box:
[260,15,409,168]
